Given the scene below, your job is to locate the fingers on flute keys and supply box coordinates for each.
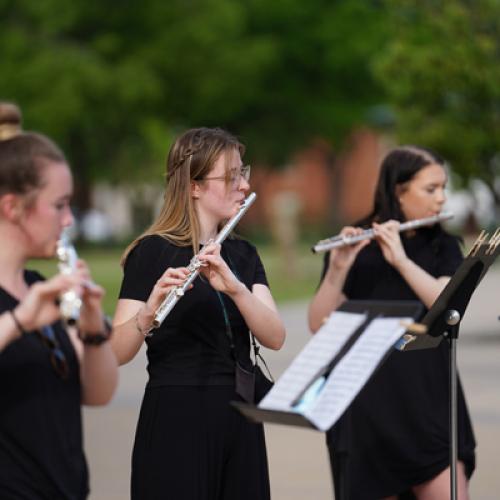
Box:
[158,267,192,289]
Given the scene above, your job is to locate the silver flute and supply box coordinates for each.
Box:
[312,212,454,254]
[56,231,82,325]
[152,192,257,328]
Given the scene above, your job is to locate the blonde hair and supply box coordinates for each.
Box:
[121,127,244,266]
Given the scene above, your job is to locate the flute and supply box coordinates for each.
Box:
[312,212,454,254]
[56,231,82,325]
[152,192,257,328]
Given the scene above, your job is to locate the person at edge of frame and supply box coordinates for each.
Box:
[308,146,476,500]
[0,101,118,499]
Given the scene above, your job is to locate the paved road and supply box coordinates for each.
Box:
[84,268,500,499]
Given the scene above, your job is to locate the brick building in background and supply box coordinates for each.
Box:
[242,128,389,236]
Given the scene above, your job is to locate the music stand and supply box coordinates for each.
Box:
[396,228,500,500]
[233,300,423,500]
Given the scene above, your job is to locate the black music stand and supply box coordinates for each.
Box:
[396,228,500,500]
[233,300,423,500]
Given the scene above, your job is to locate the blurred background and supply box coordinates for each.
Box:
[2,0,499,498]
[2,0,499,308]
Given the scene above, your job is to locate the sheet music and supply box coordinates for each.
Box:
[305,317,411,431]
[259,311,367,411]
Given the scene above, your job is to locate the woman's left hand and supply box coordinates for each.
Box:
[373,220,409,269]
[197,242,244,296]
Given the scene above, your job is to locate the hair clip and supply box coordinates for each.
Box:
[0,124,22,141]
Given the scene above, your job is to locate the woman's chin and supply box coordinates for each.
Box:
[36,243,58,260]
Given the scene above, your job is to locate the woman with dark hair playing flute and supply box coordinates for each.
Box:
[308,146,475,499]
[111,127,285,500]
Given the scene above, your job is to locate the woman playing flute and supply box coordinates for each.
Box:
[111,127,285,500]
[0,102,118,499]
[308,146,475,499]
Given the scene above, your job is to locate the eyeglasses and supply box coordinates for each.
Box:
[36,325,69,379]
[201,165,251,189]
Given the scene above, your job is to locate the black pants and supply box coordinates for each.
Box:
[132,385,270,500]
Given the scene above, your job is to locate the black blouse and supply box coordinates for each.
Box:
[0,271,88,500]
[119,235,268,387]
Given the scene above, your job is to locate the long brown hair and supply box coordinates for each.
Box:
[121,127,244,265]
[0,102,66,204]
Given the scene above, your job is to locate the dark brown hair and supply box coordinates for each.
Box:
[361,145,445,225]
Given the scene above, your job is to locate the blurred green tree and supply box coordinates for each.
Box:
[0,0,387,202]
[374,0,500,208]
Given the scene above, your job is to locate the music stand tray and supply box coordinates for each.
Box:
[233,300,423,432]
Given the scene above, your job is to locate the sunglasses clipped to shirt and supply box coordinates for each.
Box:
[35,325,69,379]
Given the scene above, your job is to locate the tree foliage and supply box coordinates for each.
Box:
[0,0,387,193]
[374,0,500,203]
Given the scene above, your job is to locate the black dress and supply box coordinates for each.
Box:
[119,235,270,500]
[322,228,476,499]
[0,271,88,500]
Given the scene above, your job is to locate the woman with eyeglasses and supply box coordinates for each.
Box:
[0,102,118,499]
[112,127,285,500]
[308,146,475,499]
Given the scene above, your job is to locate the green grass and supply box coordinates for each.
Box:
[29,244,323,315]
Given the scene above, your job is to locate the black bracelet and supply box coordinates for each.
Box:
[78,317,112,346]
[10,310,26,336]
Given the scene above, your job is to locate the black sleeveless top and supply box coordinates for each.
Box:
[0,271,88,499]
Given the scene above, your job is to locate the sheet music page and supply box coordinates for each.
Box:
[259,311,367,411]
[305,317,411,431]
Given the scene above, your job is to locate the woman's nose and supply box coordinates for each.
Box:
[63,208,74,228]
[239,176,250,192]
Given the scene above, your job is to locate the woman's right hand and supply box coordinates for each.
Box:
[309,226,368,333]
[14,274,80,332]
[136,266,192,330]
[328,226,369,272]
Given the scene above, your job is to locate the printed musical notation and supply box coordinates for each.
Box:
[305,317,411,431]
[259,312,411,432]
[259,311,367,411]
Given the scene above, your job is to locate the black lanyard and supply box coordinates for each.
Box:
[215,289,234,351]
[214,246,238,353]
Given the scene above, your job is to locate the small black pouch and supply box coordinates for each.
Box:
[235,361,256,404]
[234,336,275,404]
[235,360,274,404]
[254,364,274,403]
[252,338,274,403]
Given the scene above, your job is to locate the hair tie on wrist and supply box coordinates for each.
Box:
[10,310,26,336]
